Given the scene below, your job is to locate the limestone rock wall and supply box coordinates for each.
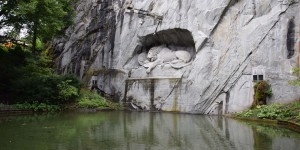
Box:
[53,0,300,114]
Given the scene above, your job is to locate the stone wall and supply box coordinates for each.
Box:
[53,0,300,114]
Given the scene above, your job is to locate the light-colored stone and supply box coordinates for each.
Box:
[54,0,300,114]
[141,45,192,73]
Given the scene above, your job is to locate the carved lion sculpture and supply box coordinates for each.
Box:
[139,46,192,73]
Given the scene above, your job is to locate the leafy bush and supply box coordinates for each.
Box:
[77,90,108,108]
[12,72,81,104]
[237,104,293,120]
[253,81,272,106]
[15,102,61,112]
[61,74,82,91]
[238,110,254,118]
[78,98,108,108]
[256,104,292,120]
[57,80,79,102]
[0,46,82,104]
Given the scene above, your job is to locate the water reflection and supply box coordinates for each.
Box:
[0,112,299,150]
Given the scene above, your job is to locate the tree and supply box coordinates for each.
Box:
[0,0,25,32]
[0,0,75,53]
[0,0,79,105]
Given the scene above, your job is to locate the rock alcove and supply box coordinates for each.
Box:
[140,28,196,49]
[125,28,196,111]
[129,28,196,76]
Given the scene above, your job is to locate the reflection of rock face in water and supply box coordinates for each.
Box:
[54,0,300,114]
[3,112,300,150]
[120,112,300,150]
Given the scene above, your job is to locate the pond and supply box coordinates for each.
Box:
[0,111,300,150]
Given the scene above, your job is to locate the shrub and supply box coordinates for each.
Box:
[15,102,61,112]
[257,104,292,120]
[0,44,82,105]
[253,81,272,106]
[12,72,81,104]
[61,74,82,90]
[57,80,79,102]
[237,110,254,117]
[237,104,292,120]
[77,90,108,108]
[10,53,82,104]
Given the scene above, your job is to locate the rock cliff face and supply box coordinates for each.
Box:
[53,0,300,114]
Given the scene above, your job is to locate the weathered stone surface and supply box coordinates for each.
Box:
[54,0,300,114]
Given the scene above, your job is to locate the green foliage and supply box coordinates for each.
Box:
[77,90,108,108]
[237,102,300,123]
[292,67,300,75]
[0,0,76,52]
[0,0,81,106]
[107,101,125,110]
[0,45,81,105]
[238,110,254,118]
[0,0,25,31]
[256,104,292,120]
[60,74,82,91]
[253,81,272,106]
[57,80,79,102]
[297,113,300,120]
[35,38,44,51]
[15,102,60,112]
[289,67,300,86]
[12,72,81,104]
[0,45,9,52]
[0,46,29,95]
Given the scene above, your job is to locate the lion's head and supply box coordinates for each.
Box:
[147,48,159,62]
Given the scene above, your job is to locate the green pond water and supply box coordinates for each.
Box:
[0,111,300,150]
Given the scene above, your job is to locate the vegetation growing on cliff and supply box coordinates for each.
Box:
[236,70,300,125]
[237,101,300,125]
[253,81,272,107]
[289,68,300,86]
